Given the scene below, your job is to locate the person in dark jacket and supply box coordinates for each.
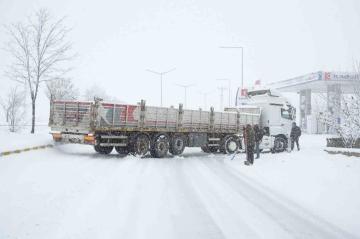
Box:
[253,124,264,159]
[244,124,255,165]
[290,122,301,151]
[243,126,247,162]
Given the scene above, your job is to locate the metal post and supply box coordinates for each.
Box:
[241,47,244,89]
[199,91,211,110]
[218,86,226,110]
[146,68,176,107]
[217,78,231,107]
[176,84,194,109]
[160,74,163,106]
[220,46,244,90]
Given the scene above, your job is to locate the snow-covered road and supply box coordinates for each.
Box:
[1,135,359,239]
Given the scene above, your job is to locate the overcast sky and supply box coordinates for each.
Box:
[1,0,360,121]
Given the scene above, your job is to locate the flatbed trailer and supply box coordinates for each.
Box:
[49,99,260,157]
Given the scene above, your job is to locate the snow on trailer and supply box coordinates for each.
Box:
[49,99,261,157]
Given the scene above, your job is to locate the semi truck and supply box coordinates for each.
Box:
[233,88,296,152]
[49,99,261,157]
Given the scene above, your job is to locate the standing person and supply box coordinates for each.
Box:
[242,126,247,162]
[244,124,255,165]
[254,124,264,159]
[290,122,301,151]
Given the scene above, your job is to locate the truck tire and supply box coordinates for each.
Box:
[94,145,113,154]
[169,134,186,155]
[150,134,169,158]
[273,136,287,153]
[115,146,129,155]
[201,146,210,153]
[130,134,150,157]
[220,136,239,154]
[94,145,101,153]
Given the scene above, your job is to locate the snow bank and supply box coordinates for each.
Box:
[325,147,360,153]
[0,126,52,152]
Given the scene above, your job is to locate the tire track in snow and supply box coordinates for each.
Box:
[185,157,304,239]
[182,158,268,239]
[198,158,358,239]
[161,159,226,239]
[116,158,226,239]
[50,157,146,239]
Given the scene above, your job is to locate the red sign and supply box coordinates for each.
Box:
[241,89,248,96]
[324,72,331,80]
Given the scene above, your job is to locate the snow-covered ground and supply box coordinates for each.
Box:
[0,134,359,239]
[0,126,51,152]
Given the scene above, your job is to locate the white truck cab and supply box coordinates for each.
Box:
[235,88,296,152]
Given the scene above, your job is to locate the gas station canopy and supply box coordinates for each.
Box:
[267,71,360,93]
[266,71,360,133]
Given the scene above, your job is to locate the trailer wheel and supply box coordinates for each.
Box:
[94,145,113,154]
[220,136,239,154]
[273,136,287,153]
[115,146,129,155]
[201,146,210,153]
[131,134,150,157]
[94,145,101,153]
[169,134,186,155]
[151,134,169,158]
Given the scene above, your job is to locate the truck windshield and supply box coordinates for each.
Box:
[247,90,269,97]
[281,108,293,120]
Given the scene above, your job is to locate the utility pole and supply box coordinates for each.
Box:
[176,84,194,109]
[146,68,176,106]
[199,91,211,110]
[217,78,231,107]
[218,86,227,111]
[219,46,244,89]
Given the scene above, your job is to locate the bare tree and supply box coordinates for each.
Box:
[0,87,26,132]
[4,9,74,133]
[46,78,79,100]
[84,85,116,102]
[318,64,360,147]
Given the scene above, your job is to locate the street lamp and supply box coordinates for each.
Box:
[217,78,231,107]
[175,84,194,109]
[218,86,227,111]
[198,91,212,110]
[146,68,176,106]
[219,46,244,89]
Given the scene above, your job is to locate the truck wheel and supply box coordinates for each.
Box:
[273,136,287,153]
[115,146,129,155]
[201,146,210,153]
[94,145,101,153]
[220,136,239,154]
[169,134,186,155]
[131,134,150,157]
[151,134,169,158]
[94,145,113,154]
